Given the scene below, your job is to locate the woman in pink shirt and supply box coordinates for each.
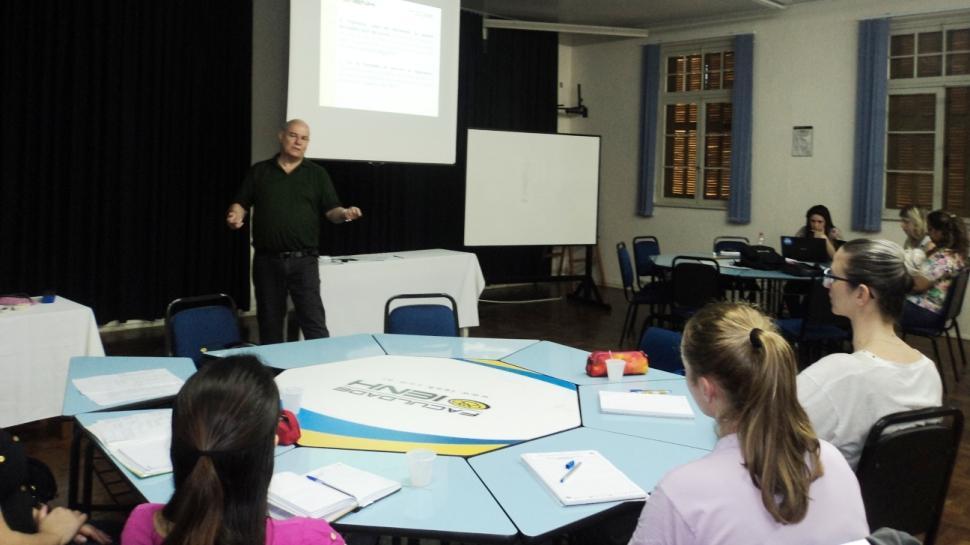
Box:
[121,356,344,545]
[628,303,868,545]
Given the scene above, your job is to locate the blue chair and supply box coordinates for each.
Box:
[165,294,246,367]
[902,268,970,390]
[713,235,749,253]
[632,235,662,288]
[653,256,722,331]
[776,277,850,368]
[384,293,459,337]
[617,242,669,347]
[638,327,684,375]
[856,406,964,545]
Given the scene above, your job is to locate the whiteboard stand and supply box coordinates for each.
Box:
[567,246,608,309]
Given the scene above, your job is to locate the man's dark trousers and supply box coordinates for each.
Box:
[252,253,329,344]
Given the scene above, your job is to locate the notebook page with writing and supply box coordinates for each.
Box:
[521,450,646,506]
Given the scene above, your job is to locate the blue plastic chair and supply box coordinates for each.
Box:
[384,293,459,337]
[713,235,749,253]
[632,235,662,288]
[165,293,246,367]
[617,242,669,347]
[638,327,684,375]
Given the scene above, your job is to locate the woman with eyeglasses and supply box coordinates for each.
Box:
[900,210,968,330]
[797,239,942,469]
[628,302,868,545]
[121,356,345,545]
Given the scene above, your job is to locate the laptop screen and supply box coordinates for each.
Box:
[780,236,829,262]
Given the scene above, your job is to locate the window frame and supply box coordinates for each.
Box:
[883,15,970,220]
[654,39,734,210]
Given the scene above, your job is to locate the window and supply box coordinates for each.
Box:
[885,20,970,216]
[657,43,734,208]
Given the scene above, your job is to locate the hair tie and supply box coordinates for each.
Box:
[749,328,764,349]
[192,448,227,459]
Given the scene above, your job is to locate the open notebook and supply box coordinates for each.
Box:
[86,410,173,478]
[269,463,401,522]
[521,450,646,506]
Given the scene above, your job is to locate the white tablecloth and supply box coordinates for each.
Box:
[0,297,104,427]
[319,249,485,336]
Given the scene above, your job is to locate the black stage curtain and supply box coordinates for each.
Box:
[0,1,253,322]
[317,11,559,284]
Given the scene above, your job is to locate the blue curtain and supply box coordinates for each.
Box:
[637,44,661,216]
[728,34,754,224]
[852,18,889,232]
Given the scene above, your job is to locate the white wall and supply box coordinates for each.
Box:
[558,0,968,274]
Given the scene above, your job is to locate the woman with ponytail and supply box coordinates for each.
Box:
[799,239,943,469]
[628,302,867,545]
[121,356,345,545]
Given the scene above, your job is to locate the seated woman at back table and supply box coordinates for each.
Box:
[798,239,943,469]
[899,204,934,275]
[121,356,345,545]
[627,302,868,545]
[795,204,842,260]
[901,210,968,330]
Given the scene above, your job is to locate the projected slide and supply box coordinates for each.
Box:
[320,0,441,117]
[289,0,459,164]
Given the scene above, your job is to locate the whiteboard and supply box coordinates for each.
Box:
[464,129,600,246]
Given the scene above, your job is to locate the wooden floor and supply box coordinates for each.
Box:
[10,284,970,543]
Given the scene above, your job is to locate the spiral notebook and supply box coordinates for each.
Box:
[521,450,646,506]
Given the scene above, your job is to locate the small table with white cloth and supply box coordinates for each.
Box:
[0,296,104,427]
[318,249,485,336]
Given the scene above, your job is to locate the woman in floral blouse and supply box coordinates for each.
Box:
[901,210,968,329]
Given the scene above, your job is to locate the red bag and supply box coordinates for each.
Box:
[276,409,302,446]
[585,351,649,377]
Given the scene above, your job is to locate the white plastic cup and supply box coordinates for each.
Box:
[606,358,626,382]
[280,386,304,414]
[406,449,437,487]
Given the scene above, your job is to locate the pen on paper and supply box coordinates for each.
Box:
[630,389,671,395]
[305,474,325,485]
[560,460,582,483]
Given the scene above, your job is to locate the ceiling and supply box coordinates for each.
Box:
[460,0,823,31]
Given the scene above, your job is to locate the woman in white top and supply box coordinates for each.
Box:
[629,302,868,545]
[798,239,943,469]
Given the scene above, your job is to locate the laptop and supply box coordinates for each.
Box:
[780,236,829,263]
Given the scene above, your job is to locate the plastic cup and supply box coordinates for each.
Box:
[280,387,303,413]
[606,358,626,382]
[406,449,437,487]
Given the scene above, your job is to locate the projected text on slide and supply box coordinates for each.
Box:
[320,0,441,117]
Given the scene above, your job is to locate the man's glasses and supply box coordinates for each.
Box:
[821,267,854,289]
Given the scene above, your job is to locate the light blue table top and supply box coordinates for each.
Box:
[207,334,386,369]
[468,426,710,539]
[374,334,538,360]
[63,356,196,416]
[579,379,718,450]
[651,253,809,281]
[501,341,683,386]
[274,448,517,540]
[75,410,294,504]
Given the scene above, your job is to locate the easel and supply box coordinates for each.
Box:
[548,244,609,309]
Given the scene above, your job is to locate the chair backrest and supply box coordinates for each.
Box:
[384,293,459,337]
[713,236,750,253]
[165,294,242,366]
[855,406,964,544]
[942,268,970,323]
[671,256,722,311]
[616,242,636,291]
[800,277,851,336]
[638,327,684,374]
[632,236,661,278]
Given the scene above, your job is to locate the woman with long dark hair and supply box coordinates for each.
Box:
[121,356,344,545]
[627,303,867,545]
[795,204,842,259]
[901,210,968,329]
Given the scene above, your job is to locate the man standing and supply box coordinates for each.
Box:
[227,119,362,344]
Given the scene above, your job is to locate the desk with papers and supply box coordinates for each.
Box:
[71,335,717,542]
[0,297,105,427]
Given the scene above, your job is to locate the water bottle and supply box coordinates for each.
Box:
[757,232,765,246]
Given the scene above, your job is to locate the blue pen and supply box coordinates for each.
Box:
[305,474,325,485]
[560,460,582,483]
